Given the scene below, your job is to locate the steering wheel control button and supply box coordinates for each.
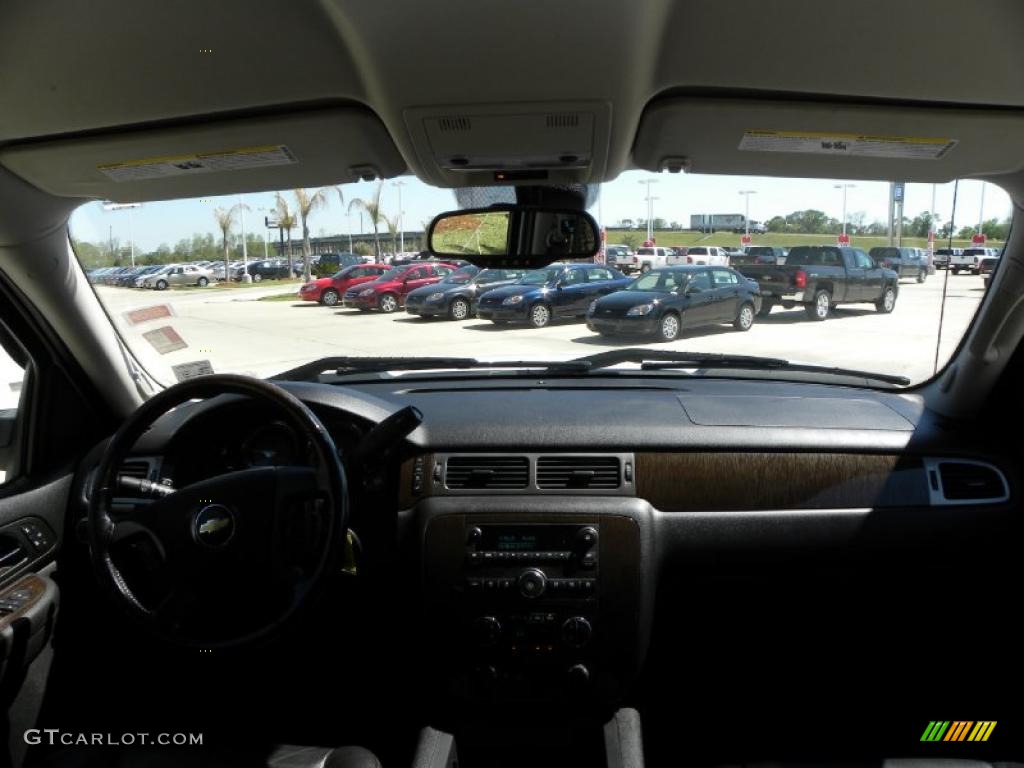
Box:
[561,616,593,648]
[472,616,502,647]
[518,568,547,598]
[192,504,236,548]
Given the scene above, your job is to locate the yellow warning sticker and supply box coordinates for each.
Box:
[738,130,957,160]
[98,145,297,182]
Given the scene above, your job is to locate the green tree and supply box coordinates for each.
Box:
[982,217,1009,241]
[765,215,787,232]
[957,225,976,240]
[275,194,299,275]
[620,232,640,250]
[348,182,386,258]
[353,241,374,257]
[652,217,667,231]
[908,211,940,238]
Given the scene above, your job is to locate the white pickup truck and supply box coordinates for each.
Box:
[630,246,673,273]
[667,245,730,266]
[951,247,999,275]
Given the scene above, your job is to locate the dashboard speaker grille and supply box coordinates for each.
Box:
[445,456,529,490]
[537,456,620,489]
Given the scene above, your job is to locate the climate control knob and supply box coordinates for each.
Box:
[561,616,592,648]
[472,616,502,647]
[517,568,547,598]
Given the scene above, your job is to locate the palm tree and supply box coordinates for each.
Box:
[383,213,401,257]
[348,182,385,258]
[293,187,337,281]
[213,207,236,282]
[274,194,299,276]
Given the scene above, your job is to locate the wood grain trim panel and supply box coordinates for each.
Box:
[0,574,46,629]
[636,453,907,511]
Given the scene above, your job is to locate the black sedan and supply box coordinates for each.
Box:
[586,265,762,341]
[405,266,526,320]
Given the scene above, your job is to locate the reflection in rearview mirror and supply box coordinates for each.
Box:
[430,211,510,257]
[428,205,600,268]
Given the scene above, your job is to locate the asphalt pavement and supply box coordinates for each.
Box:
[95,271,985,386]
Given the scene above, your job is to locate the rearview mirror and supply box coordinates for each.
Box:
[428,205,600,269]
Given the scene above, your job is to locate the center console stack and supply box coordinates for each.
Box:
[415,497,653,707]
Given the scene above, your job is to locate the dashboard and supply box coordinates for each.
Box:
[100,374,1017,709]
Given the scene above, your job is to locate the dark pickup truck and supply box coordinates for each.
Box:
[868,246,928,282]
[736,245,899,320]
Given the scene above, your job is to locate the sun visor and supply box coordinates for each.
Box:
[633,97,1024,183]
[0,107,407,202]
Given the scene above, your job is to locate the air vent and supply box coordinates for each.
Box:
[924,459,1009,505]
[445,456,529,490]
[119,459,153,481]
[546,113,579,129]
[438,116,472,132]
[537,456,620,489]
[938,462,1006,500]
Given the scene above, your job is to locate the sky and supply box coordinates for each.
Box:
[70,171,1014,253]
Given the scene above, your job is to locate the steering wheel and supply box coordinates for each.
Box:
[88,374,348,648]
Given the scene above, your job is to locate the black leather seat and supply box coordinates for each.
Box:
[28,744,381,767]
[267,745,381,768]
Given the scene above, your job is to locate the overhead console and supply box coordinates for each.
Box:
[403,101,612,188]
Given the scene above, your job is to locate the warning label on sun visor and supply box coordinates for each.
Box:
[738,131,957,160]
[98,145,297,181]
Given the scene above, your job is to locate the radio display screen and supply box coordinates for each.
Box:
[495,533,539,551]
[480,525,582,552]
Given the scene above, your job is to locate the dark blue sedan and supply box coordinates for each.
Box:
[475,263,631,328]
[586,265,762,341]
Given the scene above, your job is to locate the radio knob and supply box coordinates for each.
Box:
[566,663,591,690]
[575,526,598,550]
[466,526,483,546]
[517,568,547,598]
[472,616,502,647]
[561,616,592,648]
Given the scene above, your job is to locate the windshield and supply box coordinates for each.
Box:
[445,266,480,285]
[69,175,1009,385]
[869,247,901,259]
[517,267,562,286]
[626,271,682,292]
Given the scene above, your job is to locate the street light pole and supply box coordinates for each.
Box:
[738,190,756,235]
[638,178,658,242]
[102,201,141,267]
[833,184,855,236]
[393,181,406,254]
[978,182,986,234]
[238,193,248,272]
[346,212,353,252]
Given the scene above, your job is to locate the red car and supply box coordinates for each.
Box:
[297,263,389,306]
[342,262,457,313]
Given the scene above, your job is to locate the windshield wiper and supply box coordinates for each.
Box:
[275,356,590,381]
[570,348,910,386]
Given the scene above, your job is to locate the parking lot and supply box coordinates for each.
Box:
[96,271,986,385]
